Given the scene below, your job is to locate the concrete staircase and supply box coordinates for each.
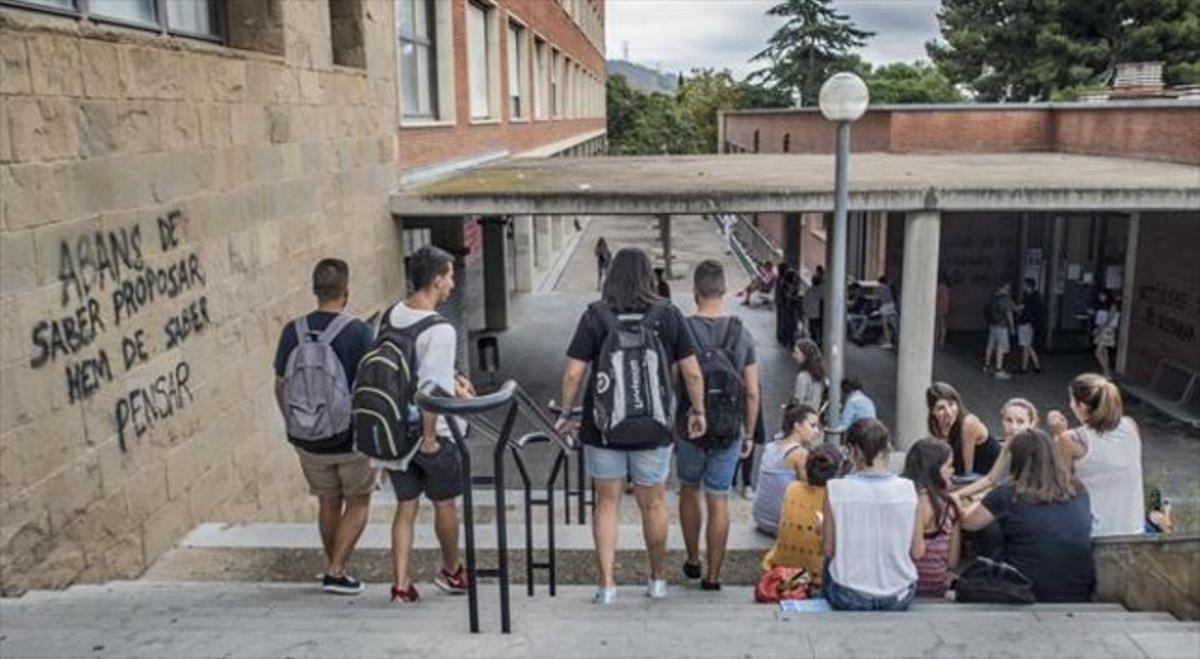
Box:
[3,581,1197,658]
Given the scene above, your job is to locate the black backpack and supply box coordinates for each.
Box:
[679,316,746,448]
[986,295,1007,325]
[351,309,447,463]
[955,556,1036,604]
[591,302,676,448]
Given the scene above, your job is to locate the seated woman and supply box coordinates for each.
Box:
[739,261,777,307]
[960,429,1095,602]
[953,398,1040,503]
[926,382,1001,479]
[753,402,822,536]
[1048,373,1144,537]
[760,445,844,590]
[902,439,960,598]
[822,419,921,611]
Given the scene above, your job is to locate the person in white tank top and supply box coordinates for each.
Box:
[1049,373,1145,537]
[821,418,922,610]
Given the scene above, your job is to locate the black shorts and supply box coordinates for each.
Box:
[387,437,464,502]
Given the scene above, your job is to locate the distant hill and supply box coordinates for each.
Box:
[607,60,678,95]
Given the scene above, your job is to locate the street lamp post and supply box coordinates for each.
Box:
[818,73,869,441]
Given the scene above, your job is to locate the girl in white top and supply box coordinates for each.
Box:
[822,418,922,610]
[1049,373,1145,537]
[1092,297,1121,379]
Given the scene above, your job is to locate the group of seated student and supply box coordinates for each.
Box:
[753,372,1149,609]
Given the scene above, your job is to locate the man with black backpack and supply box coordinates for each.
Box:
[555,247,707,605]
[356,246,470,604]
[274,258,377,596]
[677,260,760,591]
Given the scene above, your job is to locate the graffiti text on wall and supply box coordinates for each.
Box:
[1139,284,1196,344]
[27,209,211,451]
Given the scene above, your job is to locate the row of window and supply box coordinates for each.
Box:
[400,0,603,125]
[4,0,220,39]
[558,0,602,54]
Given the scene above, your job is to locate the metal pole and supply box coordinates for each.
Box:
[659,214,673,279]
[825,122,851,438]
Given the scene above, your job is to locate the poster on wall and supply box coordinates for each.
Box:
[1105,264,1124,290]
[1023,248,1044,290]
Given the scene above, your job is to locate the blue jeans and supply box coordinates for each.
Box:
[823,564,916,611]
[675,437,742,494]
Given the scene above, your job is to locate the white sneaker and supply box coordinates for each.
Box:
[646,579,668,599]
[593,586,617,605]
[994,370,1012,380]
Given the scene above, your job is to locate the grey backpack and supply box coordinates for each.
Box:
[283,314,354,443]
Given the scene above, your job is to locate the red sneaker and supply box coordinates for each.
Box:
[390,584,419,603]
[434,565,469,594]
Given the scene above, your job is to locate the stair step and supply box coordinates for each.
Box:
[2,583,1196,659]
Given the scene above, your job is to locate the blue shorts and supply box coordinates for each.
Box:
[584,444,673,487]
[675,438,742,494]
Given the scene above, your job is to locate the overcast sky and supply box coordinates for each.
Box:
[605,0,943,79]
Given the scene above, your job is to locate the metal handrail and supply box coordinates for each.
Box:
[415,380,572,635]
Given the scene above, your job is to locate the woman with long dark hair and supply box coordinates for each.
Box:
[926,382,1000,478]
[792,339,827,411]
[960,429,1095,601]
[594,237,612,291]
[555,247,707,605]
[901,439,960,598]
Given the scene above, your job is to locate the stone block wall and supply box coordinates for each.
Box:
[0,2,404,593]
[1095,533,1200,621]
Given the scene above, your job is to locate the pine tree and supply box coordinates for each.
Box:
[749,0,875,106]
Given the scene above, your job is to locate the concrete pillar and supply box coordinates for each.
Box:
[1045,216,1066,351]
[512,215,535,292]
[534,216,552,269]
[1116,212,1139,375]
[784,213,803,272]
[895,210,942,449]
[659,215,673,279]
[550,215,564,252]
[481,216,510,330]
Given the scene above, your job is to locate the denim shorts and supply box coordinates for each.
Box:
[584,444,673,486]
[675,438,742,494]
[823,563,916,611]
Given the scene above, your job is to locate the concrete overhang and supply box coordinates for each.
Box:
[390,153,1200,216]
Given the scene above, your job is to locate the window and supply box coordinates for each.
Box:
[550,49,560,118]
[533,38,547,120]
[399,0,437,118]
[329,0,366,68]
[507,21,527,120]
[4,0,222,40]
[467,1,494,120]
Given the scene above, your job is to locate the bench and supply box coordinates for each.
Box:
[1124,359,1200,428]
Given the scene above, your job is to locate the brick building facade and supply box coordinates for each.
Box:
[0,0,606,593]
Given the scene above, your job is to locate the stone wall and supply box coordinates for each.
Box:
[0,2,404,594]
[1126,213,1200,384]
[1095,533,1200,621]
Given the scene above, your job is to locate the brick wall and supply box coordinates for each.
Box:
[395,0,606,172]
[723,104,1198,163]
[0,2,404,593]
[1126,213,1200,383]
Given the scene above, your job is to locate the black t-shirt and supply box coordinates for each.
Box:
[273,311,375,453]
[981,484,1096,602]
[565,302,696,449]
[1017,291,1043,326]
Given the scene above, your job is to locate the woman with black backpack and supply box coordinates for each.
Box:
[555,248,708,606]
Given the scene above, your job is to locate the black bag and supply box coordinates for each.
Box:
[591,302,675,448]
[955,556,1036,604]
[679,316,745,448]
[351,310,447,463]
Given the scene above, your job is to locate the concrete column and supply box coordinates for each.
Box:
[658,215,673,279]
[534,216,552,269]
[550,215,564,252]
[1116,212,1139,375]
[481,216,510,330]
[1045,216,1066,351]
[512,215,535,292]
[895,210,942,449]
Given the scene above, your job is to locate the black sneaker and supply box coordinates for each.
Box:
[683,561,702,580]
[700,579,722,591]
[322,573,365,595]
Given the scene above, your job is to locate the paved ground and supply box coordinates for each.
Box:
[467,216,1199,519]
[4,582,1196,658]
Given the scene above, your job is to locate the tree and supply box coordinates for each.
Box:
[733,80,794,109]
[749,0,874,106]
[929,0,1200,101]
[606,75,704,155]
[865,61,964,104]
[676,68,741,152]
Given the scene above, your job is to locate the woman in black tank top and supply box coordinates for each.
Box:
[926,382,1000,476]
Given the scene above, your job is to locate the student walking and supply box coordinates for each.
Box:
[1015,278,1043,374]
[792,339,827,411]
[983,281,1016,379]
[676,260,760,590]
[595,237,612,291]
[555,247,708,605]
[822,419,921,610]
[803,273,824,348]
[1092,296,1121,380]
[376,246,471,604]
[274,258,377,595]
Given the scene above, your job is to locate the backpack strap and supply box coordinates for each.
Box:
[294,316,312,344]
[316,313,355,345]
[718,316,743,355]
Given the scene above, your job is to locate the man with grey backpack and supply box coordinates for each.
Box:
[274,258,377,595]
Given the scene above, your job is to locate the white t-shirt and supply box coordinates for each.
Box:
[371,303,462,470]
[827,472,918,598]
